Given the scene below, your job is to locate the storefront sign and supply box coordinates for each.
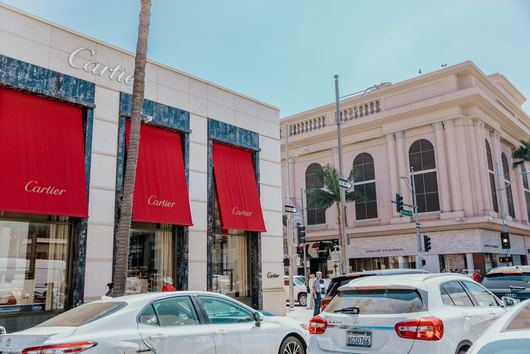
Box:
[266,272,280,278]
[68,47,134,85]
[24,180,67,196]
[232,207,253,217]
[147,195,176,208]
[366,247,404,254]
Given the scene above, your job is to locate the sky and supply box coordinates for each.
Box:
[3,0,529,116]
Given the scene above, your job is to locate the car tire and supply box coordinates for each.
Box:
[457,346,470,354]
[280,335,305,354]
[298,293,307,306]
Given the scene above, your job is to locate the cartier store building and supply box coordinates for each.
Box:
[0,4,284,331]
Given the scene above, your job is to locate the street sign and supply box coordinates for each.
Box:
[338,177,352,189]
[400,209,413,216]
[284,205,297,213]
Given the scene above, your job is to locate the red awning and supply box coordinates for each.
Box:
[126,122,192,226]
[212,142,266,232]
[0,88,88,217]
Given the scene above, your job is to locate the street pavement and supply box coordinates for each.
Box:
[286,305,314,327]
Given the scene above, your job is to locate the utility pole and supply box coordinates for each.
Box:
[300,187,307,279]
[284,125,295,309]
[410,167,422,269]
[495,162,512,264]
[334,74,347,275]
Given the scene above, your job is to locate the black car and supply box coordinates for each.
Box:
[320,268,429,310]
[481,266,530,301]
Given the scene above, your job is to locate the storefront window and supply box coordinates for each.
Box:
[350,256,401,272]
[440,254,467,272]
[0,215,70,313]
[211,232,250,299]
[127,224,174,294]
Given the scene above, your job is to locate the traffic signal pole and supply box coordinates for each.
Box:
[410,167,423,269]
[284,124,295,309]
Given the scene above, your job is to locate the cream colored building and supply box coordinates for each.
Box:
[0,4,284,332]
[281,61,530,276]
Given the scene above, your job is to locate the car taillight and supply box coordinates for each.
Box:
[395,317,443,341]
[309,315,328,334]
[22,341,96,354]
[321,299,331,311]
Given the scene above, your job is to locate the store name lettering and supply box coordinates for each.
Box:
[266,272,280,278]
[147,195,176,208]
[68,47,134,85]
[366,247,404,254]
[232,207,253,217]
[24,180,66,196]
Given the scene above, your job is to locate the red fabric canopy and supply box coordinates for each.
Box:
[212,142,266,232]
[126,122,192,226]
[0,88,88,217]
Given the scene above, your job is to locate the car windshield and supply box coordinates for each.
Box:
[294,277,306,286]
[483,273,530,283]
[36,301,126,327]
[326,278,359,297]
[477,339,530,354]
[505,303,530,331]
[326,288,425,314]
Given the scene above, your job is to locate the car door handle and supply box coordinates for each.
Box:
[149,334,168,340]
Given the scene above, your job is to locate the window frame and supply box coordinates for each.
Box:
[352,153,378,220]
[439,280,475,307]
[408,140,440,213]
[460,280,501,308]
[501,152,516,218]
[196,295,255,325]
[137,295,207,327]
[521,165,530,221]
[485,140,499,213]
[305,163,327,225]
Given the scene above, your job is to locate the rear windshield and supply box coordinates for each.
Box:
[505,303,530,331]
[37,302,126,327]
[484,273,530,283]
[477,339,530,354]
[326,289,425,314]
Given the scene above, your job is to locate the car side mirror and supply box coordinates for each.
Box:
[0,326,6,335]
[253,312,264,327]
[501,296,519,307]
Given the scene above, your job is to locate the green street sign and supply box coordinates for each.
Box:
[400,209,413,216]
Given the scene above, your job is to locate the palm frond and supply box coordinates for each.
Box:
[307,187,337,210]
[346,190,367,202]
[512,140,530,167]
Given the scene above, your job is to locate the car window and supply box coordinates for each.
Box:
[36,302,126,327]
[505,303,530,331]
[326,289,425,314]
[462,281,499,307]
[139,304,159,326]
[441,281,474,306]
[152,296,200,327]
[477,339,530,354]
[484,273,530,282]
[440,286,454,305]
[294,278,306,286]
[198,296,253,324]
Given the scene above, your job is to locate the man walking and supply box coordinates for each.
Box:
[306,274,315,310]
[312,271,323,316]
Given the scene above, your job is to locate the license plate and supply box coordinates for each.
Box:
[346,330,372,347]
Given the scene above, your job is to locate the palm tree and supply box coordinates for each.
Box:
[112,0,152,297]
[306,163,365,229]
[512,140,530,167]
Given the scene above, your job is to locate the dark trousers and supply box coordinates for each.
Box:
[313,292,321,316]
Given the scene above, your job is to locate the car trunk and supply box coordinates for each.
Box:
[0,327,77,352]
[316,286,427,353]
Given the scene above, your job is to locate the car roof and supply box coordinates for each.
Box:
[487,266,530,275]
[338,273,471,291]
[332,268,429,281]
[94,291,236,307]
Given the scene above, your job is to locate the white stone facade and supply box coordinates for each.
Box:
[0,4,285,315]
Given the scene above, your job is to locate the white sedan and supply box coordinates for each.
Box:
[0,291,308,354]
[468,299,530,354]
[307,273,508,354]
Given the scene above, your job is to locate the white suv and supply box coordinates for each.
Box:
[307,273,507,354]
[284,275,308,306]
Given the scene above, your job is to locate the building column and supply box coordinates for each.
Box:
[511,155,525,222]
[466,253,475,273]
[443,120,463,212]
[455,119,474,216]
[467,119,485,215]
[386,133,400,218]
[433,122,451,213]
[490,129,510,220]
[474,120,494,213]
[395,131,411,203]
[517,163,529,223]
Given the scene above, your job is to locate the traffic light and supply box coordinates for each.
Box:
[499,256,513,263]
[423,235,432,252]
[395,193,404,213]
[296,224,306,246]
[500,232,511,249]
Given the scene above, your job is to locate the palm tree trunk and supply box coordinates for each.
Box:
[336,203,343,272]
[112,0,151,297]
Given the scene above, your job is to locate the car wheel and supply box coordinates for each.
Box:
[280,336,305,354]
[298,293,307,306]
[458,346,470,354]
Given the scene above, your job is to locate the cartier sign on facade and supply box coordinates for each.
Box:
[68,47,134,85]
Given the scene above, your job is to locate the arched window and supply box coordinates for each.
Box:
[485,140,499,212]
[522,165,530,221]
[408,139,440,213]
[352,153,377,220]
[502,153,516,218]
[305,163,326,225]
